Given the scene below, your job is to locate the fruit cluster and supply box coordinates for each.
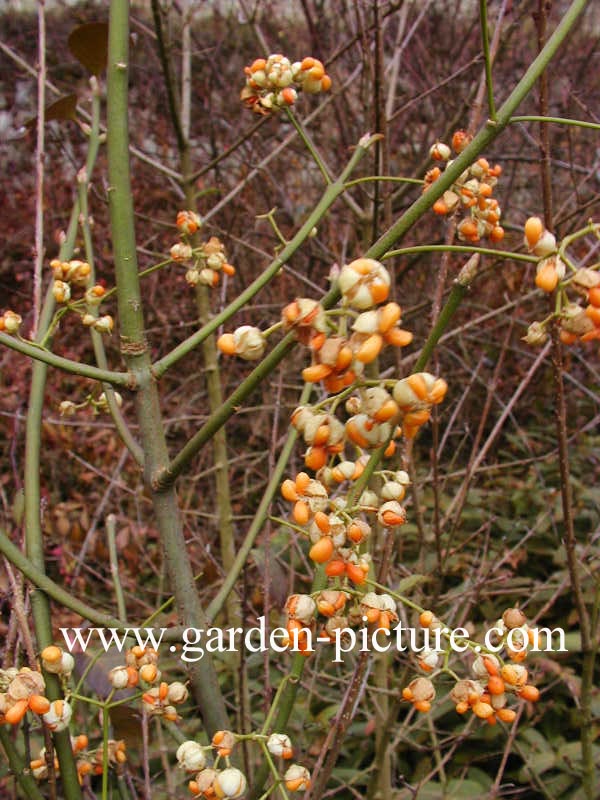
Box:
[401,607,541,725]
[240,54,331,115]
[282,589,402,655]
[106,645,190,723]
[426,132,504,243]
[0,666,52,726]
[177,731,310,797]
[30,736,126,783]
[219,255,448,654]
[522,217,600,345]
[50,258,113,334]
[170,213,235,288]
[0,654,111,786]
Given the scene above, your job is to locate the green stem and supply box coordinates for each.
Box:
[206,384,312,622]
[413,278,469,372]
[77,111,144,464]
[343,175,423,189]
[155,334,295,490]
[256,208,289,245]
[479,0,497,121]
[107,513,127,620]
[86,77,103,174]
[0,526,126,629]
[510,114,600,130]
[107,0,228,735]
[372,653,392,798]
[260,676,292,735]
[247,598,326,800]
[260,742,291,800]
[25,221,84,799]
[101,689,114,800]
[176,0,243,708]
[550,328,594,795]
[0,726,47,800]
[150,0,186,152]
[284,106,332,184]
[0,333,132,386]
[383,244,537,263]
[101,258,173,303]
[0,527,199,640]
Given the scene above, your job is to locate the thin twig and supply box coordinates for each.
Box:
[32,0,46,339]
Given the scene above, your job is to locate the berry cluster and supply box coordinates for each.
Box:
[107,645,189,723]
[30,736,126,783]
[170,212,235,288]
[50,258,113,334]
[522,217,600,346]
[218,254,448,643]
[282,590,402,655]
[426,132,504,243]
[28,644,187,787]
[241,54,331,115]
[401,607,540,725]
[177,731,309,797]
[1,650,125,787]
[0,666,52,726]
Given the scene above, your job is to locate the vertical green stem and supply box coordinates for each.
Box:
[0,727,47,800]
[167,0,244,722]
[479,0,497,121]
[24,206,83,799]
[78,88,143,465]
[107,513,127,620]
[371,655,392,798]
[101,691,115,800]
[107,0,228,734]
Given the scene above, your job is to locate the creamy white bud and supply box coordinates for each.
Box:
[214,767,247,799]
[267,732,293,758]
[233,325,266,361]
[532,230,556,258]
[176,740,206,772]
[109,666,130,689]
[43,699,72,732]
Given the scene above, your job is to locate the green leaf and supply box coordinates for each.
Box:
[446,777,493,796]
[556,740,600,769]
[395,574,428,593]
[314,704,340,725]
[68,22,109,75]
[521,727,555,751]
[518,750,557,781]
[463,767,493,789]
